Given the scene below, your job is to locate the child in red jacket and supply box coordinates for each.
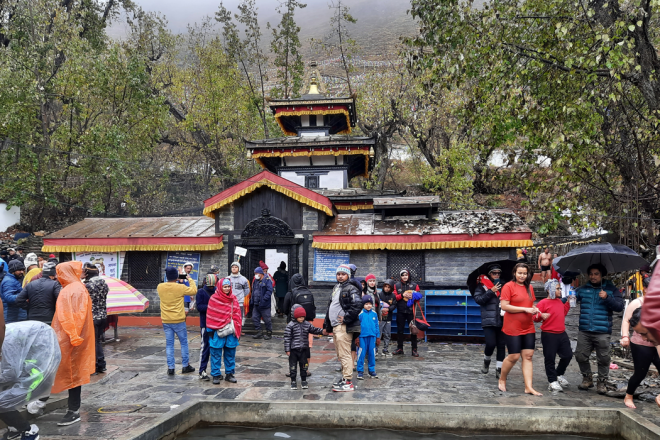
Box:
[534,279,573,392]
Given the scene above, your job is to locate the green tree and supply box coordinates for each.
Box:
[406,0,660,242]
[268,0,306,99]
[216,0,272,138]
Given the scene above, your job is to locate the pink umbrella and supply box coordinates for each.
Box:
[100,276,149,315]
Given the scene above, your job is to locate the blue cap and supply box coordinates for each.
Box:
[362,295,373,304]
[254,267,264,275]
[166,267,179,281]
[222,277,232,286]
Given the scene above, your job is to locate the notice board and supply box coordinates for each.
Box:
[313,249,350,282]
[165,252,201,283]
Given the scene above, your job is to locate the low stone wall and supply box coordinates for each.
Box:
[122,400,660,440]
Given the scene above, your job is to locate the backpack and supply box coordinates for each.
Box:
[292,288,316,320]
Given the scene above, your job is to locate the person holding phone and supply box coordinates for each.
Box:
[178,262,195,313]
[158,267,198,376]
[473,264,506,378]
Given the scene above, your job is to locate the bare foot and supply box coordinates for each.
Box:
[624,394,636,409]
[498,379,507,392]
[525,388,543,396]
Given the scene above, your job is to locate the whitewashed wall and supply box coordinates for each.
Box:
[0,203,20,232]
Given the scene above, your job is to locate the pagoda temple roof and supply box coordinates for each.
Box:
[246,135,374,149]
[267,95,355,106]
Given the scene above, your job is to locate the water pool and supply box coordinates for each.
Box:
[176,425,618,440]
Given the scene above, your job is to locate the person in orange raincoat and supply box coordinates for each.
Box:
[51,261,95,427]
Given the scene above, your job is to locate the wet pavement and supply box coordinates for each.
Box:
[24,314,660,440]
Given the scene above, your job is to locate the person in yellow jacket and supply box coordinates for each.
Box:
[158,266,197,376]
[22,253,41,287]
[627,264,652,299]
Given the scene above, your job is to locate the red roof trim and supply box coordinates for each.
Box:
[312,232,532,244]
[203,170,333,215]
[43,236,223,247]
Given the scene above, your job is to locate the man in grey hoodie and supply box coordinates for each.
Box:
[229,262,250,323]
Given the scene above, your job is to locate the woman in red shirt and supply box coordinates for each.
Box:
[498,263,542,396]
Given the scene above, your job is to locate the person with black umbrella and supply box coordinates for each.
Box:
[473,264,506,378]
[571,263,624,394]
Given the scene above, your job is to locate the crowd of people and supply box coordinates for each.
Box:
[0,249,111,439]
[473,257,642,402]
[156,253,660,404]
[2,242,660,439]
[157,259,425,393]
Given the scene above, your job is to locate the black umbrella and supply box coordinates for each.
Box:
[553,243,648,275]
[467,259,518,295]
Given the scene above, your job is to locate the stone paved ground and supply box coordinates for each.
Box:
[26,316,660,440]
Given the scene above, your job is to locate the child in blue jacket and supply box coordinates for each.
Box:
[357,295,380,379]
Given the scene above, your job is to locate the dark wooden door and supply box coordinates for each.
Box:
[242,249,266,279]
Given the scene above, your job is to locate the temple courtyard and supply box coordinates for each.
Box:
[24,315,660,440]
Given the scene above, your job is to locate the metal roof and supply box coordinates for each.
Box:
[373,196,441,208]
[46,217,217,239]
[315,188,402,201]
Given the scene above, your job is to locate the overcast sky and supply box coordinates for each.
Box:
[109,0,414,40]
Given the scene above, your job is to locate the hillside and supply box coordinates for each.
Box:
[110,0,418,57]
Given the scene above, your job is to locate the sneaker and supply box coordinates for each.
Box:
[291,381,297,390]
[96,367,107,374]
[557,375,570,387]
[225,374,237,383]
[2,428,20,440]
[332,380,354,392]
[357,373,364,380]
[199,371,210,381]
[181,365,196,374]
[253,332,263,339]
[369,372,378,379]
[167,368,175,376]
[382,350,390,356]
[212,376,222,384]
[332,377,347,389]
[392,349,404,356]
[19,425,39,440]
[301,381,309,389]
[548,381,563,392]
[412,350,419,357]
[57,411,80,426]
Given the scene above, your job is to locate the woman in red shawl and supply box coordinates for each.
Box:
[206,277,242,384]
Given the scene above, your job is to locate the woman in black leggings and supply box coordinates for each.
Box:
[473,264,506,377]
[622,302,660,409]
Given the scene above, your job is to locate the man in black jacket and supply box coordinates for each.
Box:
[323,264,362,392]
[15,262,60,324]
[473,264,505,378]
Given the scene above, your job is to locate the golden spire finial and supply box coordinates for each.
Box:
[308,74,320,95]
